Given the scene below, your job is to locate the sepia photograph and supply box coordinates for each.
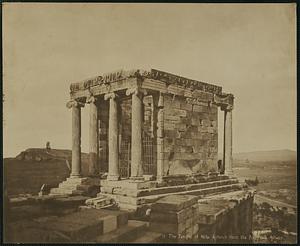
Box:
[2,2,297,244]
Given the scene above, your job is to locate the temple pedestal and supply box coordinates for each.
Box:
[97,174,243,212]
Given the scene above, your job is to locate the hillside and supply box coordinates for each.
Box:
[15,148,89,162]
[4,148,90,196]
[218,149,296,162]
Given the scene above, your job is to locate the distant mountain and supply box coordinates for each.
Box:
[217,149,296,162]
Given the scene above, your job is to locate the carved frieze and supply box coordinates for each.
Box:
[69,68,222,96]
[149,69,222,95]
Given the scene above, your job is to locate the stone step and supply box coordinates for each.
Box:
[71,190,86,196]
[104,180,241,205]
[106,183,243,207]
[113,178,239,197]
[50,188,73,195]
[36,209,129,243]
[162,174,230,186]
[95,220,147,243]
[58,183,78,190]
[130,231,162,243]
[142,183,243,204]
[65,177,91,185]
[59,183,97,192]
[50,188,85,196]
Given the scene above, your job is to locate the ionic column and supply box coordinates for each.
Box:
[67,100,84,177]
[126,87,147,179]
[223,106,233,176]
[104,92,120,181]
[87,93,98,176]
[154,92,164,182]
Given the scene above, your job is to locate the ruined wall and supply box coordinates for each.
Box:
[163,92,218,175]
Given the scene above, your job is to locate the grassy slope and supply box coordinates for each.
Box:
[4,157,90,196]
[4,159,70,196]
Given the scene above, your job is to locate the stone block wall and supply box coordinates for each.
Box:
[97,90,218,176]
[163,93,218,175]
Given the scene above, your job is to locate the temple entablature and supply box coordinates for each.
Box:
[69,69,225,103]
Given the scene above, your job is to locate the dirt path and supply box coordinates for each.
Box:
[255,194,296,209]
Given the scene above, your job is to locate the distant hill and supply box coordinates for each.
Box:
[14,148,89,162]
[218,149,296,162]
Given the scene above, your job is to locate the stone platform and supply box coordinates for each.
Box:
[148,189,255,243]
[50,177,100,197]
[98,174,245,212]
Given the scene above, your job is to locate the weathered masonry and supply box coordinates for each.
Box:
[48,69,254,242]
[65,69,234,180]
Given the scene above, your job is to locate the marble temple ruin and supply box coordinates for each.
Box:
[48,68,254,242]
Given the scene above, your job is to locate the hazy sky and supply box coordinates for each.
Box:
[3,3,296,157]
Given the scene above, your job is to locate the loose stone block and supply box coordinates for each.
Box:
[102,215,117,234]
[149,221,186,235]
[150,206,193,223]
[151,194,198,212]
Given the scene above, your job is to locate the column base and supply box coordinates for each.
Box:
[70,174,82,178]
[225,170,234,176]
[107,174,120,181]
[156,176,164,183]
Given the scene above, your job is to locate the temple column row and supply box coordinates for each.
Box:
[67,87,149,180]
[68,91,233,180]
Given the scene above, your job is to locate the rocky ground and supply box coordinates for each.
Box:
[3,150,298,244]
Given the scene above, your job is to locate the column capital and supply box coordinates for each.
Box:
[214,93,234,112]
[222,104,234,112]
[86,91,97,104]
[66,99,85,109]
[126,87,147,97]
[104,92,118,101]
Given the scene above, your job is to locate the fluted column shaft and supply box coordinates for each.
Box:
[126,88,146,179]
[88,96,98,176]
[105,93,120,180]
[155,92,164,182]
[66,100,83,177]
[131,91,143,178]
[223,109,233,175]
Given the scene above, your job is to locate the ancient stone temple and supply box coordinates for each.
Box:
[49,69,254,242]
[66,69,232,174]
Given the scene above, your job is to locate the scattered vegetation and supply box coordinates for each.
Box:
[253,202,297,234]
